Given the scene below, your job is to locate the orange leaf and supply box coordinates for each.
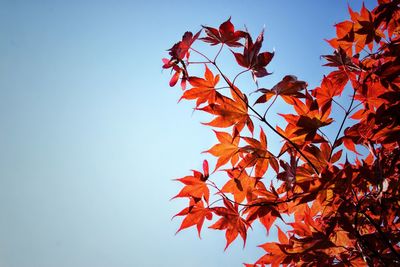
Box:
[173,170,210,204]
[209,198,248,249]
[200,17,246,47]
[255,75,307,104]
[312,72,348,107]
[180,65,221,107]
[199,92,253,133]
[205,130,240,171]
[174,199,212,238]
[239,128,277,177]
[221,168,257,203]
[276,226,289,244]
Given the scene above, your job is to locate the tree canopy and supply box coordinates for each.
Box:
[163,1,400,265]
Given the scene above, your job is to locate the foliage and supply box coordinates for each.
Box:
[163,1,400,266]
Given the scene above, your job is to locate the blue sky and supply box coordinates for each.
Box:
[0,0,375,266]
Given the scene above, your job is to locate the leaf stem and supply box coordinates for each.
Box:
[263,94,278,119]
[188,61,212,65]
[190,47,214,63]
[232,69,250,86]
[214,44,224,63]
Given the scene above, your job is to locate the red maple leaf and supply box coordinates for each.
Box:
[232,29,274,79]
[172,160,210,203]
[205,130,240,171]
[199,86,254,133]
[168,30,201,61]
[201,17,246,47]
[239,128,279,177]
[174,199,213,238]
[255,75,307,104]
[209,197,249,249]
[221,168,257,203]
[312,72,348,108]
[180,65,221,107]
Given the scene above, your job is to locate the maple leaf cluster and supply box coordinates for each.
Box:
[163,1,400,266]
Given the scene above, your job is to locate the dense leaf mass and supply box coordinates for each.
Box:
[164,0,400,266]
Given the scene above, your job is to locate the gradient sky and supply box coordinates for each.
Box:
[0,1,375,266]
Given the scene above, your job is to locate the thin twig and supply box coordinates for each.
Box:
[328,83,357,160]
[332,99,347,113]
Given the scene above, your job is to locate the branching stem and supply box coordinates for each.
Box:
[213,63,320,174]
[328,83,357,160]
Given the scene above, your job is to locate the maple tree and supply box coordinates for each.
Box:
[163,1,400,266]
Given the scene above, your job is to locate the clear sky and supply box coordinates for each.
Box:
[0,0,375,266]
